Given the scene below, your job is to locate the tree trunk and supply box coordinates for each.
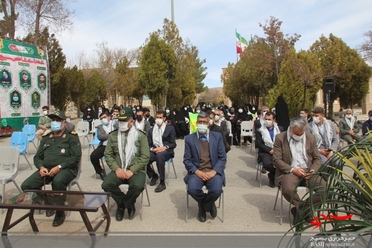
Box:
[34,0,44,44]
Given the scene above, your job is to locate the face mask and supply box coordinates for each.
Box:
[87,108,91,111]
[101,119,109,126]
[346,115,352,119]
[13,97,19,101]
[184,107,187,110]
[43,110,48,115]
[98,108,102,113]
[291,133,304,142]
[264,120,273,128]
[300,113,304,117]
[165,110,170,114]
[252,107,255,111]
[313,117,320,124]
[214,115,220,121]
[51,121,62,132]
[370,117,372,122]
[136,116,143,121]
[155,118,164,126]
[197,124,208,134]
[238,109,243,113]
[196,110,200,113]
[118,122,129,132]
[208,119,214,125]
[3,74,8,79]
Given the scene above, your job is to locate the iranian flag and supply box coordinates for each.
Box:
[236,31,248,54]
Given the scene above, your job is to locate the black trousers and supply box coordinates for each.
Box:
[146,150,173,181]
[90,145,105,174]
[258,152,276,178]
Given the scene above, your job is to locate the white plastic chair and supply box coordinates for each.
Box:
[150,158,177,185]
[240,121,254,151]
[0,147,22,204]
[67,158,82,191]
[273,185,308,225]
[76,121,90,148]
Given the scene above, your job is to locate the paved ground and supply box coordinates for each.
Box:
[1,114,368,247]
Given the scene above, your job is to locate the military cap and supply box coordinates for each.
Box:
[48,110,67,120]
[118,107,134,121]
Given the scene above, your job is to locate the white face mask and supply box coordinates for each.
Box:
[264,120,273,128]
[214,115,220,121]
[118,122,129,132]
[155,118,164,126]
[313,117,320,124]
[346,114,352,119]
[291,133,304,142]
[197,124,208,134]
[43,110,48,115]
[238,109,243,113]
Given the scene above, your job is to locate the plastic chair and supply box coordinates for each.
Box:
[90,119,102,135]
[9,132,32,169]
[67,158,82,191]
[76,121,90,148]
[185,185,224,222]
[240,121,254,152]
[22,124,37,151]
[149,157,177,185]
[87,128,100,160]
[0,147,22,205]
[273,185,308,225]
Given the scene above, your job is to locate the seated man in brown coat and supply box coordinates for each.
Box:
[273,115,326,224]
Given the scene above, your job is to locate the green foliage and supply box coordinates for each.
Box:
[284,134,372,245]
[267,49,323,118]
[155,19,207,107]
[310,34,372,109]
[138,33,177,109]
[81,70,107,109]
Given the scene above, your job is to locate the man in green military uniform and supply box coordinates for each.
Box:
[21,110,81,227]
[102,107,149,221]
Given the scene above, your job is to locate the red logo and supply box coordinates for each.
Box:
[310,214,353,229]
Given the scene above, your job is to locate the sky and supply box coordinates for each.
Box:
[57,0,372,89]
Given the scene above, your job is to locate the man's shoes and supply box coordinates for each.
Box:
[127,204,136,220]
[261,168,267,174]
[291,207,298,225]
[210,203,217,218]
[198,203,206,222]
[155,183,166,193]
[98,172,105,181]
[46,209,55,217]
[268,173,275,188]
[52,211,65,227]
[115,207,125,222]
[150,174,159,186]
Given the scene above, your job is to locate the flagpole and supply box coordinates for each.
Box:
[235,28,238,63]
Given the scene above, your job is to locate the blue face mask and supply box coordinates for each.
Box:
[13,97,19,101]
[51,121,62,132]
[101,119,109,126]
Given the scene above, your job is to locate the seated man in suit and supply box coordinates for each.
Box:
[307,107,339,164]
[362,110,372,136]
[273,115,326,224]
[101,107,150,221]
[134,108,151,133]
[146,110,177,192]
[255,112,283,187]
[339,109,362,144]
[184,111,226,222]
[90,112,116,180]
